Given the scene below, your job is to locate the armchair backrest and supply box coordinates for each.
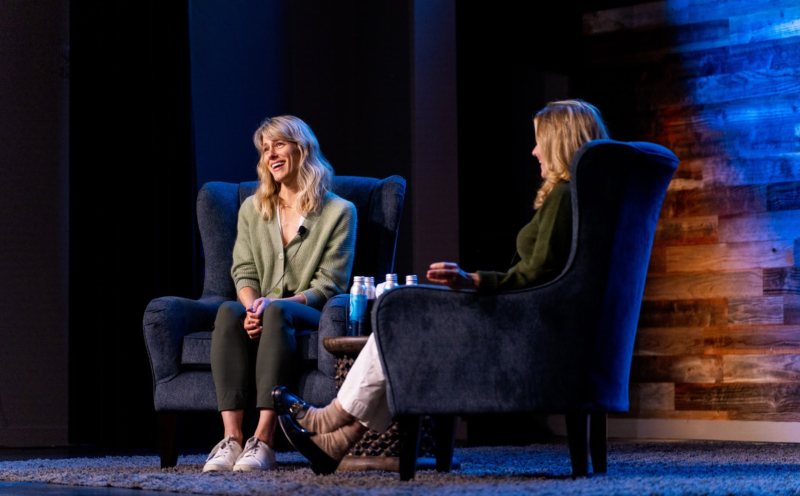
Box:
[196,175,406,299]
[561,139,678,409]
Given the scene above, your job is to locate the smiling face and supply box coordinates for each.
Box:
[532,122,549,179]
[262,135,302,187]
[532,143,549,179]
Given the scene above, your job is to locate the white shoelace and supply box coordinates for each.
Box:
[240,438,260,459]
[206,435,237,461]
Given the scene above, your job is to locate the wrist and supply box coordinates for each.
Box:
[469,272,479,289]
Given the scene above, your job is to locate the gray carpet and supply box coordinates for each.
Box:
[2,440,800,495]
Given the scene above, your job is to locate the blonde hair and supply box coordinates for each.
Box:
[252,115,333,220]
[533,99,609,209]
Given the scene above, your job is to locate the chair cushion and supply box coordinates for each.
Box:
[181,331,319,368]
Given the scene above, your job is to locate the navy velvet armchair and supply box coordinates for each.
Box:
[143,175,406,468]
[370,140,677,479]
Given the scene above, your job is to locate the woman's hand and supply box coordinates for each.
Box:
[244,297,272,339]
[426,262,479,290]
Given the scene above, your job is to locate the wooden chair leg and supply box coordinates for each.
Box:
[564,413,589,477]
[590,413,607,473]
[398,415,422,481]
[159,412,181,468]
[432,415,456,472]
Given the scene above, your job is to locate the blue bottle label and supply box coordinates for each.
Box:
[349,294,367,323]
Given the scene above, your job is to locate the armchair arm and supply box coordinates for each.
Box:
[143,295,229,387]
[371,284,599,416]
[317,294,350,378]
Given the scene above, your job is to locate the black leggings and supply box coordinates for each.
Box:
[210,299,321,411]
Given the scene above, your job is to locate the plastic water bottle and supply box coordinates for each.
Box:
[405,275,418,285]
[348,276,367,336]
[365,276,376,300]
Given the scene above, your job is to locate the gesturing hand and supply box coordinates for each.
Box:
[244,297,271,340]
[426,262,479,290]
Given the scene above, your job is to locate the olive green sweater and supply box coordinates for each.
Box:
[231,191,357,311]
[477,182,572,293]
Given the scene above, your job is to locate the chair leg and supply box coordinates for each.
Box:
[432,415,456,472]
[564,413,589,477]
[398,415,422,481]
[159,412,181,468]
[590,413,608,473]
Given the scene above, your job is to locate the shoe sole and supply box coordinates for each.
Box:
[278,414,340,475]
[202,465,234,472]
[233,464,277,472]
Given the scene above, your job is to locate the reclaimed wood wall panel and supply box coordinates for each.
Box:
[675,383,800,412]
[705,325,800,354]
[582,1,800,425]
[660,185,766,220]
[727,297,785,325]
[629,383,676,410]
[723,354,800,383]
[784,296,800,324]
[631,355,722,383]
[634,327,705,356]
[653,215,718,246]
[584,0,800,36]
[719,211,800,243]
[704,155,800,187]
[642,271,762,300]
[639,299,728,328]
[665,241,792,272]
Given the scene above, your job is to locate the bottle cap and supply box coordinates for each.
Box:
[406,275,418,285]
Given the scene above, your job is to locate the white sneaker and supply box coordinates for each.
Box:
[203,434,243,472]
[233,436,277,471]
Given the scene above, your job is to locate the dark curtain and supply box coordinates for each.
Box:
[69,1,200,448]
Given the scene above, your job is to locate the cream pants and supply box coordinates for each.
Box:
[337,333,393,432]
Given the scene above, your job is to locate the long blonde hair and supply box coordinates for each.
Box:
[533,100,609,209]
[252,115,333,220]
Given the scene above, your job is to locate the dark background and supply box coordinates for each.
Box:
[2,0,623,450]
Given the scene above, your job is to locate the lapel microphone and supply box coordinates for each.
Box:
[265,225,307,299]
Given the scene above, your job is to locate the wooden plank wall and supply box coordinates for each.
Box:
[580,0,800,423]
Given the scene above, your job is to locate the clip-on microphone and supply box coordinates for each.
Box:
[264,225,307,299]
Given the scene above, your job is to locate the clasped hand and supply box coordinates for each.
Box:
[244,297,271,339]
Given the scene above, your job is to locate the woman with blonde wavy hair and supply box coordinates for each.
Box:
[203,115,357,473]
[271,100,610,475]
[428,98,609,291]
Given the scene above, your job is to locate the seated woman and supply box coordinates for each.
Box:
[203,115,357,472]
[273,99,610,475]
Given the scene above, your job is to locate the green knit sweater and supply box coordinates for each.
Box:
[477,181,572,293]
[231,191,357,311]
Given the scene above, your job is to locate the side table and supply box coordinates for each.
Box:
[323,336,456,473]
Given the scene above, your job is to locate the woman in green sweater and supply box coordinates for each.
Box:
[273,100,609,475]
[203,115,357,473]
[428,99,607,291]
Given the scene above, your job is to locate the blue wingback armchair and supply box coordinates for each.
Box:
[143,175,406,467]
[369,140,677,479]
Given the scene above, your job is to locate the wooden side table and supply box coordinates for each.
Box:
[323,336,445,472]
